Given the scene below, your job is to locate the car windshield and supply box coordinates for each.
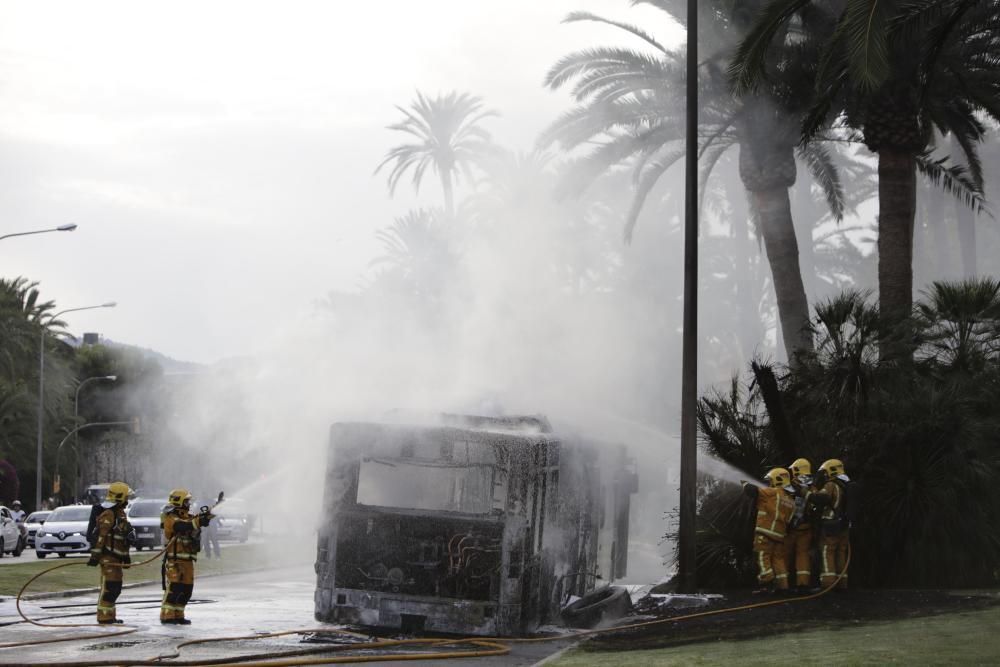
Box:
[129,502,165,518]
[26,512,50,523]
[48,507,92,522]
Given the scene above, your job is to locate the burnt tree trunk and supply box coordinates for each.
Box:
[751,360,796,464]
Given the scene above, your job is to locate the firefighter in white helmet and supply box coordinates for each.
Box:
[160,488,214,624]
[87,481,134,624]
[743,468,796,593]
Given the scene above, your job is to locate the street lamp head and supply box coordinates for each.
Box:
[57,223,78,232]
[106,375,118,381]
[102,302,117,308]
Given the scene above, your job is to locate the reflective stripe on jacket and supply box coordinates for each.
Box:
[753,487,796,540]
[817,479,843,522]
[162,509,201,561]
[91,506,131,559]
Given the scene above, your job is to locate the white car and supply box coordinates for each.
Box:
[35,505,92,558]
[24,511,51,548]
[214,513,250,542]
[126,499,166,550]
[0,506,25,557]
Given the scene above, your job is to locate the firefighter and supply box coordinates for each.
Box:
[87,481,134,624]
[743,468,796,593]
[785,458,818,592]
[814,458,850,591]
[160,489,213,624]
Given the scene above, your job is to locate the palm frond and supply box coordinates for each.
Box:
[916,152,990,216]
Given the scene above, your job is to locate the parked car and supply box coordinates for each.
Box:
[24,511,51,548]
[0,506,25,557]
[35,505,92,558]
[126,499,167,550]
[214,512,250,542]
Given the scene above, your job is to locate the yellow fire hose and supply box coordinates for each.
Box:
[2,547,850,665]
[0,538,180,649]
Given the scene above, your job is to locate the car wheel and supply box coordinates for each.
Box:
[0,537,4,557]
[136,545,143,551]
[36,551,48,559]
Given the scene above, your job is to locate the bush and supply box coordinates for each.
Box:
[693,281,1000,588]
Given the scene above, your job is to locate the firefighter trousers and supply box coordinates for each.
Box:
[820,531,850,590]
[161,558,195,621]
[753,533,788,590]
[784,527,814,588]
[97,556,125,622]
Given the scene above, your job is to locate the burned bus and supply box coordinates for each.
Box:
[313,414,637,636]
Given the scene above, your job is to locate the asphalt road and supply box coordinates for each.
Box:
[0,564,574,666]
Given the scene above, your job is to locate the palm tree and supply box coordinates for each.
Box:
[540,1,847,360]
[730,0,1000,335]
[375,91,497,217]
[369,208,455,298]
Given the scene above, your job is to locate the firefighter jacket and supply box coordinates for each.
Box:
[813,478,848,534]
[747,486,796,541]
[162,508,203,562]
[789,482,818,531]
[91,505,131,560]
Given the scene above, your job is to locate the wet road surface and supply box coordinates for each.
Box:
[0,565,574,666]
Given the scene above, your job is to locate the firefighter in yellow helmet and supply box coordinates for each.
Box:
[87,481,134,624]
[743,468,796,593]
[160,488,214,624]
[785,458,818,592]
[813,459,850,590]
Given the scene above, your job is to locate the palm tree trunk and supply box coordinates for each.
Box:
[876,149,917,327]
[441,171,455,218]
[792,180,816,300]
[751,187,813,362]
[955,201,976,278]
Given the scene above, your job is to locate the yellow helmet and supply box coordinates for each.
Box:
[819,459,845,478]
[168,488,192,508]
[106,481,131,504]
[764,468,791,488]
[789,458,812,477]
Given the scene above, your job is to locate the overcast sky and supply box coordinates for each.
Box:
[0,1,683,363]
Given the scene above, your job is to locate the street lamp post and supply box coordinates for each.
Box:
[54,421,132,498]
[0,223,77,242]
[72,375,117,498]
[677,0,699,593]
[35,302,117,510]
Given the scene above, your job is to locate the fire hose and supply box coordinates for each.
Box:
[0,537,179,649]
[0,546,851,665]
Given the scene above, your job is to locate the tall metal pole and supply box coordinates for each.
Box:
[73,376,116,498]
[35,331,46,510]
[35,303,117,510]
[677,0,699,593]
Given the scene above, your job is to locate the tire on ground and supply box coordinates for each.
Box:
[560,585,632,629]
